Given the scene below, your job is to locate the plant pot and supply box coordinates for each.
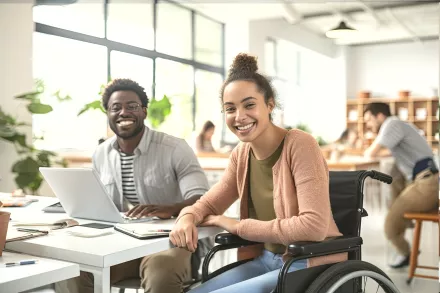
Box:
[0,211,10,256]
[399,90,410,99]
[358,91,371,99]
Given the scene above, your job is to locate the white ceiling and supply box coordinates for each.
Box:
[183,1,439,46]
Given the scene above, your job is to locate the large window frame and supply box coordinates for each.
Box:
[264,37,302,128]
[34,0,225,138]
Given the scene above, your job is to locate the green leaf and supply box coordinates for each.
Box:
[16,122,31,127]
[37,152,51,167]
[1,133,27,147]
[147,95,172,129]
[12,157,40,173]
[14,91,41,101]
[34,78,45,93]
[53,90,73,102]
[0,108,18,125]
[99,84,106,95]
[56,158,69,168]
[28,174,44,193]
[77,100,105,116]
[27,102,53,114]
[14,172,39,190]
[0,125,17,137]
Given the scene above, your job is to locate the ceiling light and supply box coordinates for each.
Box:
[325,21,358,39]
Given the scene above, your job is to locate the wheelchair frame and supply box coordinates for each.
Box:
[200,170,398,293]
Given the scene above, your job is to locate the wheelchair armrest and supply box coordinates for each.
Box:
[215,232,260,246]
[288,236,362,256]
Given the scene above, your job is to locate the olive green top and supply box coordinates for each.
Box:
[248,139,286,254]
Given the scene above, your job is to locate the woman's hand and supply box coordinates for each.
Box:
[200,215,239,235]
[169,214,198,253]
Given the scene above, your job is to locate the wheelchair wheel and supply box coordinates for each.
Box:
[305,260,400,293]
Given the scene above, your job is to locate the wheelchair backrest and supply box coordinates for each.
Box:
[329,171,368,237]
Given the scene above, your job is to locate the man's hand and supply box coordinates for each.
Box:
[200,215,239,235]
[126,204,178,219]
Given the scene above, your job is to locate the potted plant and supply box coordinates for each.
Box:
[0,80,69,194]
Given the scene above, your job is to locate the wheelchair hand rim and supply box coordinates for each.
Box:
[325,270,400,293]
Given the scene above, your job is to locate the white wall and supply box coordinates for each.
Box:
[0,3,34,193]
[222,20,250,143]
[248,18,338,76]
[346,40,439,99]
[247,18,346,141]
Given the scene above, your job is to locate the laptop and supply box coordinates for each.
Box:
[39,167,154,223]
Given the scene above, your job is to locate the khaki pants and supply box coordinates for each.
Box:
[384,165,439,256]
[55,248,192,293]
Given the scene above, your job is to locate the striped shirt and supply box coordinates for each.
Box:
[120,151,139,205]
[92,127,210,212]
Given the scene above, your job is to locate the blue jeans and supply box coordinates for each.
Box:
[189,250,307,293]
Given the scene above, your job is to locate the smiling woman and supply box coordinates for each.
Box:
[170,53,345,293]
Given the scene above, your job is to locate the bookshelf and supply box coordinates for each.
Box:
[346,97,439,149]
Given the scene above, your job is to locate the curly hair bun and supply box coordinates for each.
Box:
[229,53,258,75]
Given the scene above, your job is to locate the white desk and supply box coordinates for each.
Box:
[0,251,79,293]
[1,195,223,293]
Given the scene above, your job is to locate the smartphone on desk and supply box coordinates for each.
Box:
[80,223,114,229]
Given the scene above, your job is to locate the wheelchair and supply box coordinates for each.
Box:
[199,170,401,293]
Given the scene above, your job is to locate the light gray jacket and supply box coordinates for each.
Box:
[92,127,210,212]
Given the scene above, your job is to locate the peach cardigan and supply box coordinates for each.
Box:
[178,130,347,267]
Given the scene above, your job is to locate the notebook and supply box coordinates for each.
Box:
[12,218,79,231]
[114,223,172,240]
[0,198,38,207]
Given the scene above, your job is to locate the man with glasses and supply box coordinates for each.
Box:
[61,78,210,293]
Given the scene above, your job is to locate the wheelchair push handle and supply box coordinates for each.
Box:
[369,170,392,184]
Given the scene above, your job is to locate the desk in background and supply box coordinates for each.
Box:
[0,251,79,293]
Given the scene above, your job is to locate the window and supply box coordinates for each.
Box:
[107,1,154,50]
[195,70,224,148]
[264,39,277,77]
[155,58,194,139]
[110,51,154,98]
[33,0,104,37]
[264,39,302,127]
[156,2,192,59]
[33,33,107,151]
[195,15,223,67]
[33,1,225,152]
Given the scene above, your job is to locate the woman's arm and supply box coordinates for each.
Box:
[171,148,241,252]
[175,147,240,225]
[235,134,331,245]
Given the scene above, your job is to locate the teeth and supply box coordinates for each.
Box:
[119,121,134,126]
[237,123,253,130]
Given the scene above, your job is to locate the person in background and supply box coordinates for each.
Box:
[335,128,362,149]
[196,120,216,153]
[170,53,346,293]
[363,102,438,269]
[327,128,362,161]
[57,78,210,293]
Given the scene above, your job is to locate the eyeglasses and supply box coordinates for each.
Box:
[109,102,143,113]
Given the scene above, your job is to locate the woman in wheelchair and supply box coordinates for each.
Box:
[170,53,347,293]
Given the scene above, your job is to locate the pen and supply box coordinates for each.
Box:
[0,260,39,268]
[17,228,49,234]
[147,229,171,232]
